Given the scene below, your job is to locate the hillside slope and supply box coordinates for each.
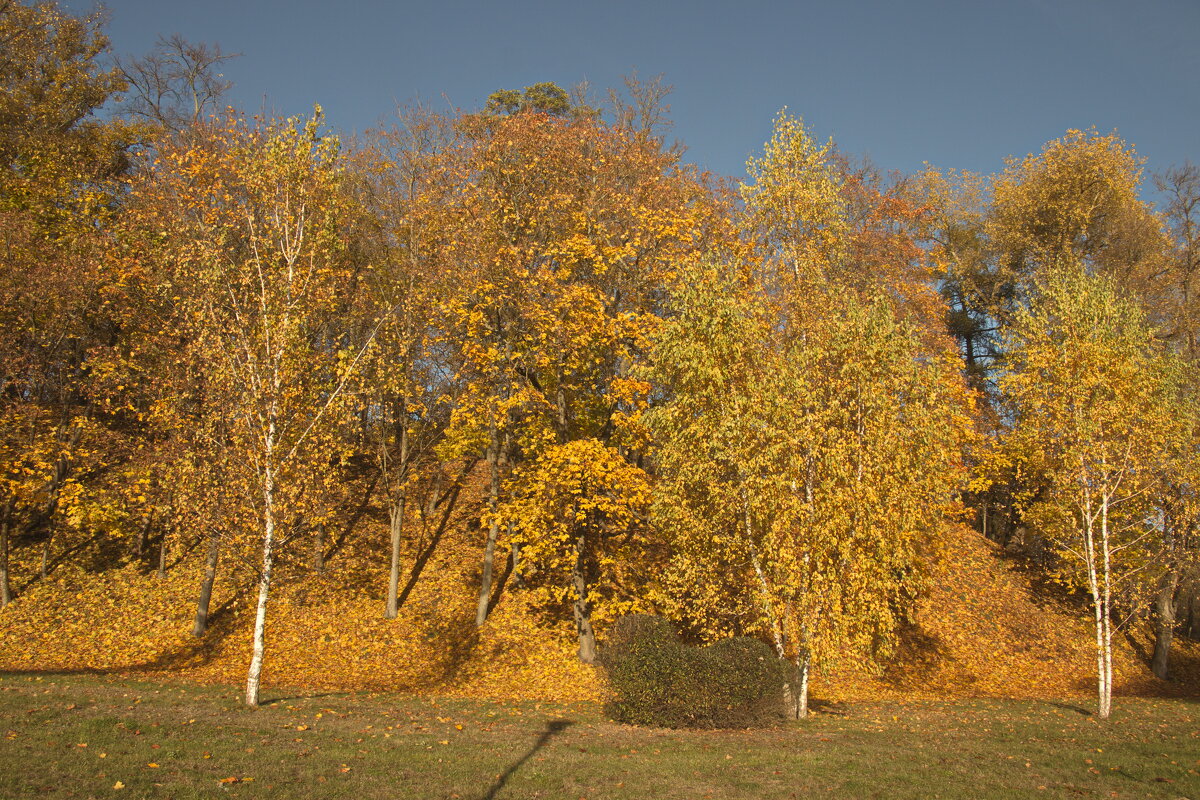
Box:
[0,525,1195,702]
[821,526,1200,701]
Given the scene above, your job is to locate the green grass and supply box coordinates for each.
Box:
[0,673,1196,799]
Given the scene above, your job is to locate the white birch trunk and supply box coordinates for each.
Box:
[1083,504,1109,720]
[743,492,800,719]
[1099,493,1113,719]
[245,453,276,708]
[796,653,810,719]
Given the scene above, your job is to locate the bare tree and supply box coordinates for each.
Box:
[117,34,238,131]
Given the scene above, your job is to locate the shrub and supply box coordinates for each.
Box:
[599,614,789,728]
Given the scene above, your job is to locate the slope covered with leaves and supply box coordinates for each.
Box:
[820,525,1200,701]
[1,523,1195,703]
[0,500,603,702]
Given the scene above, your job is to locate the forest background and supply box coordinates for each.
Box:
[1,0,1199,720]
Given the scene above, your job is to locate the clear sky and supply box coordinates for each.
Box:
[67,0,1199,191]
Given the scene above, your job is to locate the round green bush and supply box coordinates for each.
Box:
[599,614,789,728]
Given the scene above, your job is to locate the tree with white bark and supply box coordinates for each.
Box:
[130,108,376,706]
[1001,264,1178,718]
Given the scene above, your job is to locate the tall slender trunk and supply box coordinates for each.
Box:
[1101,496,1113,719]
[485,533,517,617]
[40,534,49,580]
[572,530,596,663]
[134,509,154,559]
[394,463,471,611]
[1087,550,1107,719]
[192,531,221,636]
[1151,567,1180,680]
[475,416,500,627]
[795,652,810,720]
[509,533,523,589]
[245,463,276,708]
[156,525,168,578]
[1082,512,1107,719]
[0,495,13,607]
[386,497,406,619]
[743,491,800,718]
[1085,495,1112,720]
[312,523,325,575]
[386,403,409,619]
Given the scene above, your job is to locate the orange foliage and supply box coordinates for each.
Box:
[4,523,1196,704]
[820,526,1200,701]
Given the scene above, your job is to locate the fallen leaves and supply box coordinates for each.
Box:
[2,519,1195,706]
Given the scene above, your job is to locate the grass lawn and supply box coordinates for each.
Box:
[0,673,1196,799]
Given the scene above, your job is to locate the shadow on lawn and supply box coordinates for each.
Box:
[481,719,574,800]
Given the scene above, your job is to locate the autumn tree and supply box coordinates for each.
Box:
[352,108,480,619]
[1001,265,1177,717]
[129,109,374,705]
[486,81,577,117]
[651,260,966,718]
[652,114,968,718]
[501,439,653,663]
[988,129,1170,314]
[437,93,711,651]
[1146,162,1200,679]
[905,167,999,388]
[0,0,139,602]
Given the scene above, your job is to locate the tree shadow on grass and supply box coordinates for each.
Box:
[1045,700,1092,716]
[480,719,573,800]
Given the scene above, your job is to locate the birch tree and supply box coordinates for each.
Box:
[652,113,969,719]
[650,259,966,719]
[132,109,373,706]
[1001,265,1176,717]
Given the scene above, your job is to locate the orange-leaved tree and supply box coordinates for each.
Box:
[1001,264,1178,718]
[129,108,375,705]
[651,113,969,718]
[436,92,714,652]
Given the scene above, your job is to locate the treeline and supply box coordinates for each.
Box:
[1,1,1197,718]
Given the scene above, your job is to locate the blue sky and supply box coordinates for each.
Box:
[69,0,1199,193]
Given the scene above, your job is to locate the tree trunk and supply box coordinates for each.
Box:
[134,509,153,559]
[485,533,518,617]
[572,531,596,664]
[1094,498,1112,719]
[1090,580,1108,719]
[40,536,49,580]
[386,399,410,619]
[795,653,810,720]
[1151,567,1180,680]
[1082,510,1109,719]
[312,523,325,575]
[509,535,523,589]
[245,465,276,708]
[475,418,500,627]
[192,531,221,636]
[0,495,13,607]
[743,492,798,718]
[394,465,470,613]
[386,497,405,619]
[156,525,168,578]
